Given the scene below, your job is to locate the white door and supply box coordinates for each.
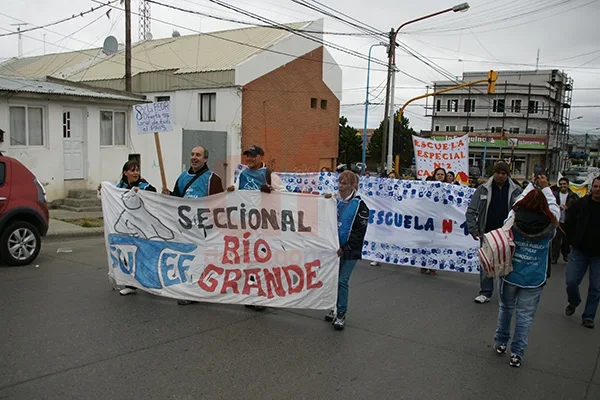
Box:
[63,108,85,180]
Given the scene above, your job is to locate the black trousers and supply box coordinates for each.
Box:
[551,223,570,262]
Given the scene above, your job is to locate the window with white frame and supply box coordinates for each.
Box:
[155,95,170,102]
[445,125,456,132]
[447,99,458,112]
[200,93,216,121]
[462,126,474,132]
[464,99,475,113]
[493,99,505,113]
[528,100,539,114]
[9,105,44,146]
[434,125,440,131]
[511,99,522,113]
[100,110,126,146]
[508,127,520,134]
[526,128,537,134]
[435,99,441,112]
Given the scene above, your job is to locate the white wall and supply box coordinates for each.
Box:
[235,20,324,87]
[322,47,342,101]
[0,98,134,201]
[131,88,242,188]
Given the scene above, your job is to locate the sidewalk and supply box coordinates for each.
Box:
[47,209,104,239]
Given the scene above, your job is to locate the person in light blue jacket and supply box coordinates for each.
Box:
[494,175,559,368]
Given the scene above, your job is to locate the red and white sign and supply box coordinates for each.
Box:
[413,135,469,183]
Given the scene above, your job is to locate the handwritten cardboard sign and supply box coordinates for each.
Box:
[134,101,173,134]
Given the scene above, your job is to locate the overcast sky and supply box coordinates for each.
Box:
[1,0,600,136]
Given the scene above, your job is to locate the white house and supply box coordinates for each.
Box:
[0,20,342,192]
[0,76,147,201]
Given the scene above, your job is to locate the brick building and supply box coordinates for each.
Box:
[0,20,342,188]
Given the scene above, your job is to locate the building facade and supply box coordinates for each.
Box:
[0,76,146,201]
[428,69,573,179]
[0,20,342,190]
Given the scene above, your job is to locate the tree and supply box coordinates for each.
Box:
[367,113,416,171]
[338,116,362,166]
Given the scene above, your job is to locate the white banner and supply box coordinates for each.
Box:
[134,101,173,134]
[275,172,481,274]
[413,135,469,183]
[101,184,339,309]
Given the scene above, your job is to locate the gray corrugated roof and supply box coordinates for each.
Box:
[0,22,311,82]
[0,76,146,101]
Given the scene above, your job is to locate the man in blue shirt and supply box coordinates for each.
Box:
[162,145,224,305]
[228,145,281,310]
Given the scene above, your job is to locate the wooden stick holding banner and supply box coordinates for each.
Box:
[154,132,168,190]
[134,101,173,191]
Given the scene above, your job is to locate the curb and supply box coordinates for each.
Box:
[46,228,104,240]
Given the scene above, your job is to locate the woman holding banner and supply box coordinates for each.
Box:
[99,160,157,296]
[422,168,447,275]
[325,171,369,330]
[493,176,559,368]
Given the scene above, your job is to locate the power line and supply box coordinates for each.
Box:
[205,0,390,69]
[147,0,374,36]
[0,1,116,37]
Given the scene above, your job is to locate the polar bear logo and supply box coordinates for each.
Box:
[114,190,174,241]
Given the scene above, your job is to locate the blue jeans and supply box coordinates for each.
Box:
[480,267,494,297]
[336,259,357,314]
[494,282,543,358]
[566,248,600,321]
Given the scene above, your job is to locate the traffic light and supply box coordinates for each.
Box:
[487,70,498,94]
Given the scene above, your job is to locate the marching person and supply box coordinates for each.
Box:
[446,171,456,184]
[99,160,157,296]
[551,177,578,264]
[228,145,282,192]
[564,176,600,329]
[228,145,281,310]
[162,145,224,305]
[421,167,448,275]
[324,171,369,330]
[162,146,224,199]
[493,175,559,368]
[466,161,523,304]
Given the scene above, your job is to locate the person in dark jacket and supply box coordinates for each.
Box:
[324,171,369,330]
[564,176,600,329]
[552,177,579,263]
[494,178,559,368]
[100,160,157,296]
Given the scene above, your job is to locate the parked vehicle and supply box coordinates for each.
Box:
[0,153,49,266]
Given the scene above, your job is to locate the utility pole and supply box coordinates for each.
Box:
[380,29,395,174]
[125,0,132,92]
[10,23,29,58]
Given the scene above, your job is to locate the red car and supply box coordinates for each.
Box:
[0,153,49,266]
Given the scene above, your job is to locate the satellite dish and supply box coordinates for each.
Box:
[145,32,153,41]
[102,36,118,55]
[172,30,181,37]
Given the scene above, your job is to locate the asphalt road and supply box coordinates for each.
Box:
[0,237,598,400]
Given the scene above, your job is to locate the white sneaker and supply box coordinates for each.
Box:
[370,261,380,266]
[474,295,490,304]
[119,287,137,296]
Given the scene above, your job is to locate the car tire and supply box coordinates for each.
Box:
[0,221,42,266]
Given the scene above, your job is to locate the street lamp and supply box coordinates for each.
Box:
[362,42,387,170]
[383,3,470,171]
